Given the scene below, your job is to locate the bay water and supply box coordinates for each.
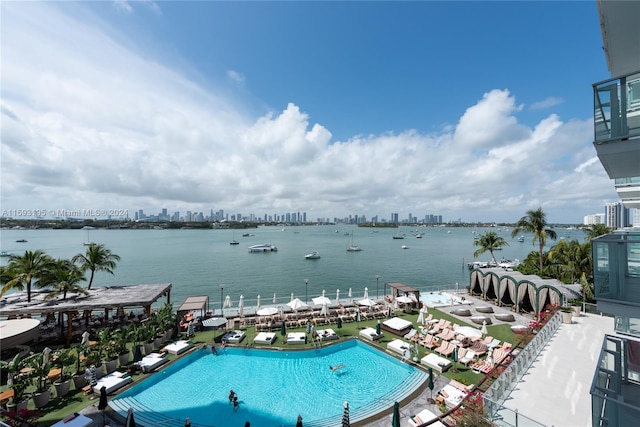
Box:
[0,225,585,311]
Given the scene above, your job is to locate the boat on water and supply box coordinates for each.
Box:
[392,233,405,240]
[0,251,11,257]
[401,245,409,249]
[15,239,27,243]
[304,251,321,259]
[517,235,525,242]
[346,233,362,252]
[248,244,278,253]
[229,240,240,245]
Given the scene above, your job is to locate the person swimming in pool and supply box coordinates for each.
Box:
[330,364,346,371]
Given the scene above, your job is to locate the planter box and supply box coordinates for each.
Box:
[119,352,130,367]
[54,379,72,397]
[105,359,118,374]
[32,389,51,408]
[561,311,573,324]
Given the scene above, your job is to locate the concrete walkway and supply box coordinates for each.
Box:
[500,311,613,427]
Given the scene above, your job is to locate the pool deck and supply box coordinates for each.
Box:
[72,293,613,427]
[364,295,614,427]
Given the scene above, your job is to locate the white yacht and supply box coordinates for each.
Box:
[304,251,321,259]
[248,244,278,253]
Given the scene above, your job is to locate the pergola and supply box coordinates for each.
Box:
[384,282,421,306]
[0,284,172,346]
[177,295,209,319]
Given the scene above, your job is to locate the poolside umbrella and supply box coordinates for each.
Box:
[341,401,350,427]
[481,320,488,336]
[42,347,52,369]
[337,316,342,331]
[322,289,326,298]
[296,414,303,427]
[287,298,309,312]
[125,408,136,427]
[238,295,244,317]
[336,289,340,304]
[363,287,369,299]
[348,288,352,299]
[357,298,376,307]
[387,306,393,317]
[273,293,277,304]
[81,331,90,346]
[312,296,332,306]
[256,295,261,309]
[376,320,381,336]
[224,295,232,308]
[392,401,400,427]
[417,306,425,324]
[291,293,295,301]
[133,345,143,363]
[355,309,361,329]
[257,307,278,316]
[306,319,312,334]
[320,303,328,317]
[280,321,287,337]
[98,386,108,411]
[452,346,458,372]
[396,295,413,304]
[427,367,435,403]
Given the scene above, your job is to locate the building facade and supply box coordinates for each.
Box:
[590,1,640,426]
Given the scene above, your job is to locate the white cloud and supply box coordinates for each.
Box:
[0,3,618,224]
[227,70,246,86]
[530,97,564,110]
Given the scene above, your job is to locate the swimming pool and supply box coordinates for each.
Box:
[111,340,427,426]
[420,291,472,308]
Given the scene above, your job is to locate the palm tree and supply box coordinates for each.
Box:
[473,231,509,265]
[511,207,557,271]
[42,259,88,300]
[548,239,594,301]
[0,250,53,302]
[583,223,612,241]
[72,243,121,290]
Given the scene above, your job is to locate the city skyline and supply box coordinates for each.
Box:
[1,2,621,224]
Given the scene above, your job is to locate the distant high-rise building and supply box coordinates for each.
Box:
[391,213,399,223]
[605,202,631,228]
[583,213,605,225]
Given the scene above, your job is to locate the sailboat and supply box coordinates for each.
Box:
[346,232,362,252]
[82,226,95,246]
[229,231,240,245]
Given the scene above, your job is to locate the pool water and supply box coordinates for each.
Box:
[420,291,471,307]
[113,340,426,426]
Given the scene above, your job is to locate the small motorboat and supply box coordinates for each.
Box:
[401,245,409,249]
[304,251,321,259]
[15,239,27,243]
[229,240,240,245]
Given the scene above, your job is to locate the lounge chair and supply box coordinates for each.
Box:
[404,328,418,340]
[459,350,477,366]
[317,328,339,341]
[439,382,469,409]
[434,341,452,356]
[254,332,277,345]
[162,340,194,355]
[359,327,382,341]
[469,340,488,357]
[136,352,168,373]
[386,339,411,356]
[287,332,307,344]
[382,317,414,336]
[439,342,455,357]
[92,371,133,394]
[408,408,445,427]
[471,359,494,374]
[420,353,451,373]
[221,330,246,344]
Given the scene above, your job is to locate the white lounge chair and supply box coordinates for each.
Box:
[420,353,452,373]
[359,327,382,341]
[136,352,168,373]
[162,340,194,355]
[92,371,133,394]
[287,332,307,344]
[254,332,276,345]
[408,408,445,427]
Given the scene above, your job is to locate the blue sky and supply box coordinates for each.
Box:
[0,1,620,223]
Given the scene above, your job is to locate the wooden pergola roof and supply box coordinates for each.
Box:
[384,282,421,299]
[0,284,172,317]
[177,295,209,317]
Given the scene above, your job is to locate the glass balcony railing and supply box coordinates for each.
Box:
[593,71,640,180]
[594,71,640,143]
[592,231,640,305]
